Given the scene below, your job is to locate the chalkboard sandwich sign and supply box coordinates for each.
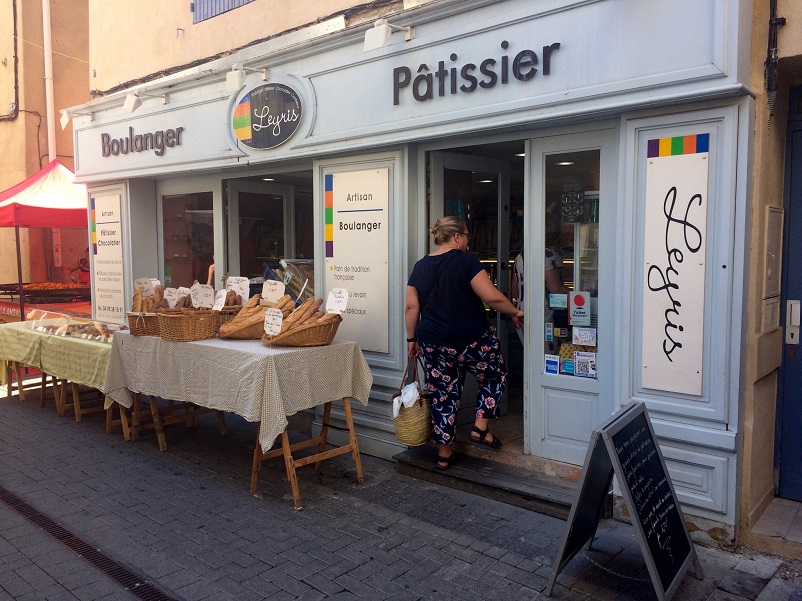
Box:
[545,401,703,601]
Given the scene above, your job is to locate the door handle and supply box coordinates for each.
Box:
[787,300,800,345]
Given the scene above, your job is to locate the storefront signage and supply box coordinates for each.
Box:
[641,134,709,396]
[91,194,126,323]
[324,168,389,353]
[101,126,184,158]
[393,41,560,105]
[232,83,302,149]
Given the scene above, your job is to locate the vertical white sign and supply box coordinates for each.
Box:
[92,194,126,324]
[324,168,389,353]
[641,152,708,395]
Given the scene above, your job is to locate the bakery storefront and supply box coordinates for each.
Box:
[68,0,751,541]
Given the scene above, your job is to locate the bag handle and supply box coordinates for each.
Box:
[412,356,427,391]
[395,359,413,396]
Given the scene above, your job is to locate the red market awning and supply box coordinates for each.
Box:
[0,159,88,228]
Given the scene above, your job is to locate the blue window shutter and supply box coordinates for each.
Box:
[193,0,255,24]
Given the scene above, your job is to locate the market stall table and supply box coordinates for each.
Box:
[103,331,373,509]
[0,320,111,418]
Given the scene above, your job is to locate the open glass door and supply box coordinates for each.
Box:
[526,129,616,464]
[429,151,512,419]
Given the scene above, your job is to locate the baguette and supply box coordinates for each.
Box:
[282,298,315,331]
[132,288,143,312]
[154,284,164,304]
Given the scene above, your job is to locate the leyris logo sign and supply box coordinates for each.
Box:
[232,83,302,149]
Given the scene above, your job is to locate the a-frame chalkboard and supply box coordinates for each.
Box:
[545,402,703,601]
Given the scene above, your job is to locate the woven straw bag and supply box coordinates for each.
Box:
[393,358,432,447]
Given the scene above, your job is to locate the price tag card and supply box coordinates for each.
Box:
[226,276,251,303]
[212,290,227,311]
[326,288,348,314]
[190,283,215,308]
[261,280,285,302]
[149,278,162,290]
[264,308,283,335]
[163,287,179,308]
[134,278,155,298]
[176,286,191,298]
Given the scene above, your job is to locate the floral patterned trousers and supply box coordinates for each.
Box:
[419,326,508,446]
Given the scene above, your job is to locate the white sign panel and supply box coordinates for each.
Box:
[92,194,126,324]
[324,168,390,352]
[641,145,709,396]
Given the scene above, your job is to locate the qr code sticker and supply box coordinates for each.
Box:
[573,351,597,378]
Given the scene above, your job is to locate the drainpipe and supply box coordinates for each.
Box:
[0,0,19,122]
[765,0,786,127]
[42,0,56,161]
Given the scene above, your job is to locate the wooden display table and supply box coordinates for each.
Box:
[104,332,373,509]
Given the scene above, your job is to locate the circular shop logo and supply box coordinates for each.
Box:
[232,83,302,150]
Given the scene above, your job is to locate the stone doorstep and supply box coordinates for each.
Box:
[394,445,608,520]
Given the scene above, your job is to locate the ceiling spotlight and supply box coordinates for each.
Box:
[226,64,269,92]
[123,91,168,113]
[59,108,93,130]
[556,161,575,166]
[363,18,415,52]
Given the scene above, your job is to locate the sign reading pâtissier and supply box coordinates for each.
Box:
[232,83,302,149]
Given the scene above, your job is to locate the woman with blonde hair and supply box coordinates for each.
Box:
[406,216,524,470]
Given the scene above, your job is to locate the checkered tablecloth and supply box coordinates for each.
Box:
[103,331,373,450]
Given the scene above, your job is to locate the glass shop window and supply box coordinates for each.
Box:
[162,192,214,288]
[544,150,599,379]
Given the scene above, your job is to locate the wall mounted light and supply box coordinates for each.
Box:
[123,91,168,113]
[226,64,269,92]
[363,18,415,52]
[59,108,93,130]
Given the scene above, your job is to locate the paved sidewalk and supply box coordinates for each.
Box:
[1,390,801,601]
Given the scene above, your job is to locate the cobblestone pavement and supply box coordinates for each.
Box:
[1,390,801,601]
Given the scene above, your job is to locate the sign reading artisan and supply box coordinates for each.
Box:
[393,40,561,105]
[101,126,184,158]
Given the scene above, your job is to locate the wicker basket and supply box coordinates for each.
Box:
[213,305,242,333]
[158,311,217,342]
[127,312,161,336]
[394,398,432,447]
[261,314,342,347]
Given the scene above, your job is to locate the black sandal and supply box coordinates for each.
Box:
[435,452,458,471]
[469,425,502,449]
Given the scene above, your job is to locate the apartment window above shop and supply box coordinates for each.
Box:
[191,0,254,24]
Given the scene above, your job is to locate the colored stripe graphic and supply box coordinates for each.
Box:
[90,197,97,252]
[233,94,252,142]
[325,174,334,257]
[647,133,710,158]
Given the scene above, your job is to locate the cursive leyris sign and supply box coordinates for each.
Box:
[641,133,710,397]
[232,83,302,150]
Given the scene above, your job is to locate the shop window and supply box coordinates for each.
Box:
[544,150,600,379]
[191,0,254,24]
[162,192,214,288]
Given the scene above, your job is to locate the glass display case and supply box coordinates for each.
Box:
[27,312,121,343]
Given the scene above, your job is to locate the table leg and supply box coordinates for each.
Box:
[217,411,228,436]
[250,423,262,494]
[14,363,25,401]
[314,402,332,472]
[39,373,48,407]
[72,382,82,422]
[342,397,364,485]
[56,379,67,416]
[4,362,11,398]
[132,393,141,441]
[148,395,168,452]
[119,403,131,441]
[282,429,302,511]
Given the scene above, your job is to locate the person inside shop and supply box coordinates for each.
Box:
[406,216,524,471]
[510,241,570,352]
[65,247,91,284]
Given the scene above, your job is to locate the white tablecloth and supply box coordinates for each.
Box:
[103,331,373,450]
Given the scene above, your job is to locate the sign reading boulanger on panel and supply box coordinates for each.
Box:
[641,134,709,396]
[324,169,389,353]
[91,194,126,324]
